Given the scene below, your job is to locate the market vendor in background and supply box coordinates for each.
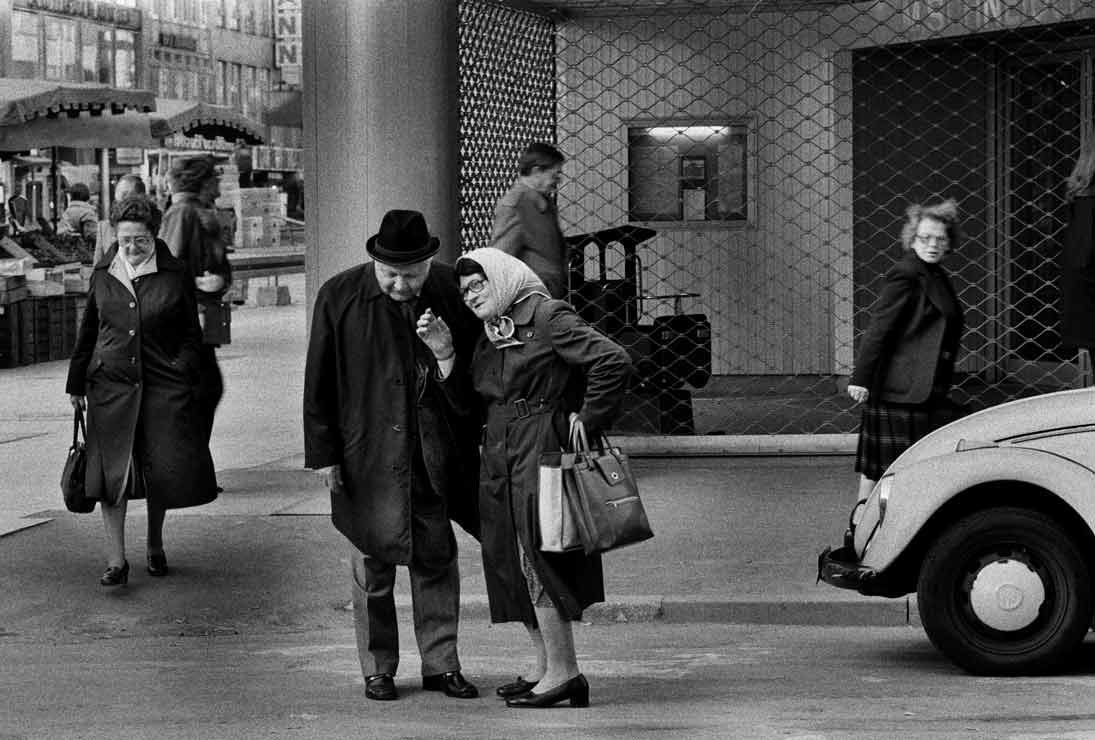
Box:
[158,156,232,481]
[56,182,99,246]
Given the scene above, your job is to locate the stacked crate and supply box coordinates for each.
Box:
[235,188,284,249]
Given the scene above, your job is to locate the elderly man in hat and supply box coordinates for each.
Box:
[303,209,482,702]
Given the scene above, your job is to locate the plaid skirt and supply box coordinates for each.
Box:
[855,398,966,480]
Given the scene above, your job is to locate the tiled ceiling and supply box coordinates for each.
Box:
[505,0,846,18]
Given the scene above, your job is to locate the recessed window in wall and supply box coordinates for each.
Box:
[12,11,40,80]
[628,122,752,224]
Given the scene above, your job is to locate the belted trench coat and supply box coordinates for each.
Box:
[448,295,632,623]
[302,261,481,563]
[65,243,217,508]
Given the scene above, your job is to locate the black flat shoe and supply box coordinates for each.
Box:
[422,671,479,698]
[496,677,537,698]
[506,674,589,708]
[147,553,168,577]
[365,673,398,701]
[100,561,129,586]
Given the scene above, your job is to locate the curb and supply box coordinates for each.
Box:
[619,433,858,457]
[394,594,918,627]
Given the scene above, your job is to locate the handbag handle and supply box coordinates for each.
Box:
[73,407,86,446]
[568,419,615,455]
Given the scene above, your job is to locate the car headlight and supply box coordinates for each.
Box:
[876,474,893,525]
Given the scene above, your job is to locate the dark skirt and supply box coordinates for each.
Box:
[855,397,965,480]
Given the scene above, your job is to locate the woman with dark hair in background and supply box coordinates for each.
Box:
[67,195,217,584]
[847,199,966,504]
[159,156,232,466]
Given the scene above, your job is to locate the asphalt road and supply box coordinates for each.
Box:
[3,621,1095,740]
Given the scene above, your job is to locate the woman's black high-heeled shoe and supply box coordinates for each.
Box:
[495,677,537,698]
[100,560,129,586]
[505,674,589,708]
[147,552,168,577]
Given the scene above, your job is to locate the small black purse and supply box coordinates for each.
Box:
[61,408,95,514]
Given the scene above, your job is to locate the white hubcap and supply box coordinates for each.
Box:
[968,558,1046,632]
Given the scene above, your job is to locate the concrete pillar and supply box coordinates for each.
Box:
[302,0,460,313]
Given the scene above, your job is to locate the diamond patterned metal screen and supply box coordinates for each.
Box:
[459,0,1095,436]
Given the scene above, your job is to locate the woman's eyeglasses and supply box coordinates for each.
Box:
[118,236,154,248]
[460,277,488,298]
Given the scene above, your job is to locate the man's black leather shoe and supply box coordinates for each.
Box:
[365,673,398,701]
[422,671,479,698]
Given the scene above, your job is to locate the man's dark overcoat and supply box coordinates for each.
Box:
[459,295,632,623]
[302,261,481,564]
[65,242,217,508]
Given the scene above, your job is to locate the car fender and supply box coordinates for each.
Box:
[860,446,1095,574]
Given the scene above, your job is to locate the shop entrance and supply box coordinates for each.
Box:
[1001,48,1091,370]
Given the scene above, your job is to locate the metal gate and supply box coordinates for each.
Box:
[458,0,1095,435]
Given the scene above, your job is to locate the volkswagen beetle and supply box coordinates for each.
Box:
[818,387,1095,675]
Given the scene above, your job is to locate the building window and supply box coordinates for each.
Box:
[45,17,79,82]
[224,0,240,31]
[628,122,753,223]
[216,60,226,105]
[11,11,40,79]
[227,62,241,109]
[256,67,269,111]
[81,24,113,84]
[115,29,137,89]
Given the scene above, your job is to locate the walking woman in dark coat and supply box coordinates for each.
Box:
[67,195,217,585]
[847,199,965,503]
[419,247,632,708]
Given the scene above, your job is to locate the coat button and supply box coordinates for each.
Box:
[128,329,135,336]
[130,357,136,364]
[392,424,404,432]
[129,301,136,309]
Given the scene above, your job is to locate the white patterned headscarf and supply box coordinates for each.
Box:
[456,247,550,347]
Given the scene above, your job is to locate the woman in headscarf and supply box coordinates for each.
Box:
[418,247,631,708]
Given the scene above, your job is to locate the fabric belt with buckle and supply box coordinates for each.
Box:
[503,397,555,421]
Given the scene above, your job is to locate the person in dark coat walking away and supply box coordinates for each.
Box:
[158,156,232,463]
[847,199,966,503]
[1061,138,1095,367]
[303,209,482,702]
[418,247,632,708]
[66,195,217,586]
[491,142,569,299]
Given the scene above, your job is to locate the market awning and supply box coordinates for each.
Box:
[0,79,155,126]
[0,112,163,150]
[152,98,266,144]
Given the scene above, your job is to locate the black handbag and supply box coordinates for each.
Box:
[564,422,654,555]
[61,408,95,514]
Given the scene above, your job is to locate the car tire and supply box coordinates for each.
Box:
[917,506,1093,676]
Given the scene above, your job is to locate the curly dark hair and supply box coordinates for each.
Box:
[110,194,159,230]
[169,154,218,194]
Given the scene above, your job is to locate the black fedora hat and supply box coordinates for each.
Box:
[366,210,440,265]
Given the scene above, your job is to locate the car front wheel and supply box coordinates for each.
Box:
[917,506,1093,675]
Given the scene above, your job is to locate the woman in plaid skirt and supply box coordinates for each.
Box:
[847,199,965,503]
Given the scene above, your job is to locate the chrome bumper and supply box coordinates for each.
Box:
[816,545,880,593]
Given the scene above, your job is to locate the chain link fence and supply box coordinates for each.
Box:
[459,0,1095,435]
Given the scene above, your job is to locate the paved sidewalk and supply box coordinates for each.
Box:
[0,277,905,626]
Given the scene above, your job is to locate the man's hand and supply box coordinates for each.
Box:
[847,384,869,404]
[195,271,226,294]
[316,464,344,492]
[416,308,454,361]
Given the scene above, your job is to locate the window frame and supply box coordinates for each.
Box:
[626,118,757,229]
